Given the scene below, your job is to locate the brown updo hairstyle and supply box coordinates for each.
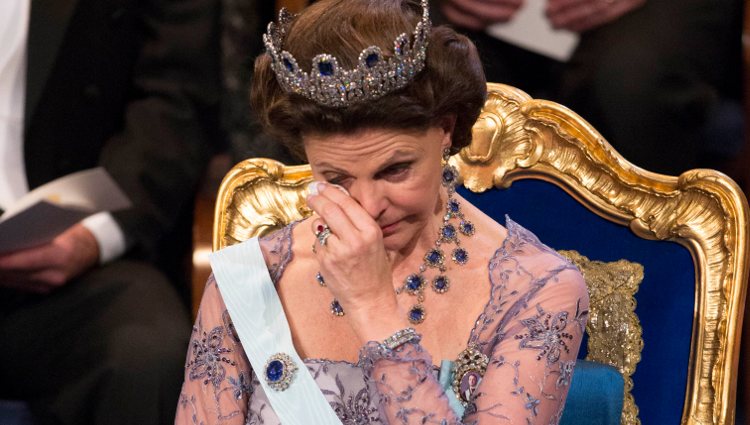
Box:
[251,0,487,160]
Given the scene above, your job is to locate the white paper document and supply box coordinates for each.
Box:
[0,168,132,254]
[486,0,579,62]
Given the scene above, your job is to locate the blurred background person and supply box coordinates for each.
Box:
[436,0,744,177]
[220,0,296,164]
[0,0,222,424]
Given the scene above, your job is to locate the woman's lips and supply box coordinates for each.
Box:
[380,219,400,235]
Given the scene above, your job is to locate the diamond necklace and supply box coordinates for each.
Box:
[314,160,474,325]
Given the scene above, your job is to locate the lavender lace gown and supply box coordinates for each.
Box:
[175,217,589,424]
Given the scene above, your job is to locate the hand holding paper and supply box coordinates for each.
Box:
[0,168,131,292]
[0,167,131,254]
[487,0,580,62]
[0,224,100,293]
[439,0,646,62]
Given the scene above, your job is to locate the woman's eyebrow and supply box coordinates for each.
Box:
[315,149,418,174]
[377,149,418,165]
[315,162,349,174]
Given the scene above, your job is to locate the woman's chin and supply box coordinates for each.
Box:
[382,232,408,252]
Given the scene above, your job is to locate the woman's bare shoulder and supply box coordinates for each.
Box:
[458,194,508,249]
[257,220,308,285]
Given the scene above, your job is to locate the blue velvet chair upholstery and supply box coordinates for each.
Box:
[204,83,749,425]
[560,360,624,425]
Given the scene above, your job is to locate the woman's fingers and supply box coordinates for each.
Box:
[307,184,356,232]
[315,182,377,232]
[310,217,340,249]
[307,181,386,275]
[307,181,379,237]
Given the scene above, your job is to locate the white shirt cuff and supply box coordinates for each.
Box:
[81,212,127,264]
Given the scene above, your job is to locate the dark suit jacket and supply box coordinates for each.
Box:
[23,0,222,290]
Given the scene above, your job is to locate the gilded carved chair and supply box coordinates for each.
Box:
[192,83,749,424]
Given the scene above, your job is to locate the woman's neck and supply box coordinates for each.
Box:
[387,188,451,281]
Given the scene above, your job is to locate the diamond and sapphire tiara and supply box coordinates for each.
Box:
[262,0,431,108]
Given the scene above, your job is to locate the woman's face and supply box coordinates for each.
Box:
[304,124,452,252]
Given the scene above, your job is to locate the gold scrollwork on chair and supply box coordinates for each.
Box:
[214,159,313,248]
[560,250,645,425]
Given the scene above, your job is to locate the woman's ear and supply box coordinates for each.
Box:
[439,114,457,151]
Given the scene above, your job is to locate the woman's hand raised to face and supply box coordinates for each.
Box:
[306,181,409,342]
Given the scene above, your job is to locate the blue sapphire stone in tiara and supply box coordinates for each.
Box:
[264,353,298,391]
[359,46,383,69]
[408,305,426,324]
[432,275,449,293]
[283,58,294,72]
[405,274,425,294]
[318,61,334,76]
[279,51,298,72]
[365,53,379,68]
[452,247,468,265]
[425,248,444,268]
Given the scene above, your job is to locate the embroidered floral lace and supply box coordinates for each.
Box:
[176,217,589,424]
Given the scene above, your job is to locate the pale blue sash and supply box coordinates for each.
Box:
[209,238,343,425]
[439,360,467,417]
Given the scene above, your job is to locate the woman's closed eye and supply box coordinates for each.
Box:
[323,162,412,186]
[376,162,412,181]
[325,175,348,186]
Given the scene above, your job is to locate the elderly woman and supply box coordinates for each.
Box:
[175,0,589,423]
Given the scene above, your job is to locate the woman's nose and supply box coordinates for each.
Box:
[350,182,387,220]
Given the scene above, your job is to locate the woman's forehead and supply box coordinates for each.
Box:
[305,128,439,167]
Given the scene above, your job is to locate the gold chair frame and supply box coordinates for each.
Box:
[205,83,748,425]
